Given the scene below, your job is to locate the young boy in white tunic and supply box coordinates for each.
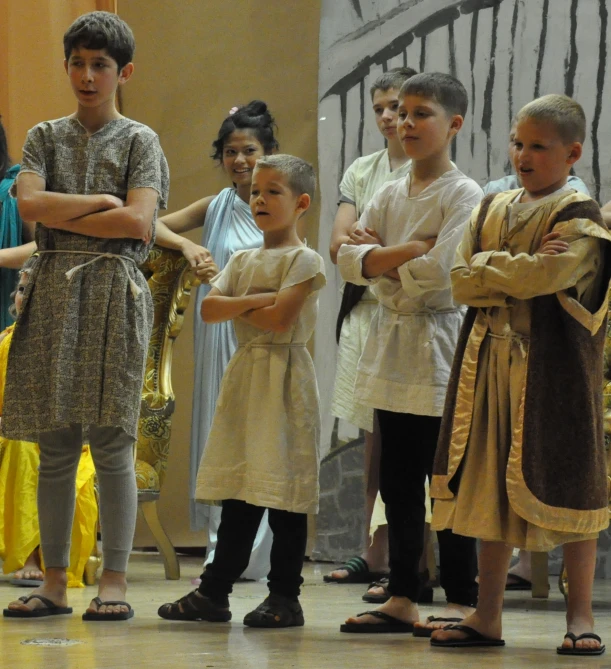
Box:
[431,95,610,655]
[337,73,482,635]
[158,155,325,628]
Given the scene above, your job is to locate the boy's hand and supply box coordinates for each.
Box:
[536,231,569,255]
[348,227,384,246]
[101,194,125,211]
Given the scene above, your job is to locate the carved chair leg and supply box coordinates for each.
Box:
[139,499,180,580]
[530,551,550,599]
[83,555,102,586]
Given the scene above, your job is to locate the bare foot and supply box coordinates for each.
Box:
[561,614,603,653]
[7,568,68,613]
[431,611,502,643]
[85,569,130,616]
[12,548,44,582]
[414,603,474,633]
[344,596,419,626]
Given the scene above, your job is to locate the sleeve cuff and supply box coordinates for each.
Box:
[337,243,382,285]
[469,250,496,287]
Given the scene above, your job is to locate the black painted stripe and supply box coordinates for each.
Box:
[592,0,607,202]
[505,0,519,173]
[339,91,347,179]
[420,34,426,72]
[534,0,549,98]
[565,0,578,97]
[470,9,479,157]
[358,79,365,158]
[448,20,457,77]
[482,2,499,176]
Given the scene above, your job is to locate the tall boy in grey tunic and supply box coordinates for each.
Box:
[1,12,169,620]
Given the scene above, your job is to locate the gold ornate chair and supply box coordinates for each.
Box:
[85,247,199,583]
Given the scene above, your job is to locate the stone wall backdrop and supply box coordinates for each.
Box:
[313,0,611,576]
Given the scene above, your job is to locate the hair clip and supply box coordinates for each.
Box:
[228,106,239,116]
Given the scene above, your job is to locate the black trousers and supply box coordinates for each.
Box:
[377,409,478,606]
[198,499,307,601]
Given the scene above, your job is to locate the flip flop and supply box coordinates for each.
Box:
[557,632,606,656]
[324,556,387,584]
[340,610,414,634]
[505,574,532,591]
[10,578,45,588]
[430,624,505,647]
[413,616,463,638]
[82,597,134,621]
[3,594,73,618]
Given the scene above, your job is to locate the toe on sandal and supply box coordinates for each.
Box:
[82,597,135,621]
[323,556,386,584]
[157,590,231,622]
[243,594,304,628]
[413,616,464,638]
[3,594,73,618]
[430,624,505,647]
[557,632,606,656]
[340,610,414,634]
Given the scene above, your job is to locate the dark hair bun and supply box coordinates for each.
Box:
[212,100,279,162]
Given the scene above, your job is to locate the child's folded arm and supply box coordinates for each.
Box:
[468,235,602,300]
[17,172,121,225]
[46,187,159,240]
[201,287,277,324]
[240,279,315,333]
[396,186,483,298]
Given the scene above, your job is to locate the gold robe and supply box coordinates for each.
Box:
[431,189,611,551]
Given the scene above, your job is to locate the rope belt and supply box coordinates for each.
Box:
[487,323,530,358]
[38,250,142,298]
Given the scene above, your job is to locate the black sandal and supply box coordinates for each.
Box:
[157,590,231,622]
[557,632,606,656]
[323,556,386,584]
[243,594,304,628]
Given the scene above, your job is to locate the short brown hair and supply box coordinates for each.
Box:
[370,67,417,100]
[255,154,316,200]
[516,94,586,144]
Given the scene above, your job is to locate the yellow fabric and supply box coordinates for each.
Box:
[432,188,610,550]
[0,327,98,587]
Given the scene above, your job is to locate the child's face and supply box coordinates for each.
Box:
[14,274,28,316]
[397,94,462,161]
[222,130,266,188]
[511,118,581,198]
[64,47,132,110]
[250,167,309,233]
[372,87,400,141]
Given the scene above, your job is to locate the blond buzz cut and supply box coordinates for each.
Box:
[516,94,586,144]
[255,154,316,200]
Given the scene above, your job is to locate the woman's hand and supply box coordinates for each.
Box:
[180,240,213,276]
[198,258,220,284]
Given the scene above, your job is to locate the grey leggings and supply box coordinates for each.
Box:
[38,424,137,573]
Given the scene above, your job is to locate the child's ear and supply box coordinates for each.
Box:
[450,114,464,136]
[297,193,311,215]
[567,142,582,165]
[118,62,135,84]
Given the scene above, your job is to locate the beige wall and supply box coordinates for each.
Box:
[119,1,322,546]
[0,0,99,158]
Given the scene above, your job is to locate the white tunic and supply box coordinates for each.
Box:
[337,167,482,416]
[195,245,326,514]
[331,150,411,431]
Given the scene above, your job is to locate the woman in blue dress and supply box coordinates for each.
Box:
[156,101,279,579]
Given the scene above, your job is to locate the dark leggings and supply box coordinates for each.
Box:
[378,410,478,606]
[198,499,307,602]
